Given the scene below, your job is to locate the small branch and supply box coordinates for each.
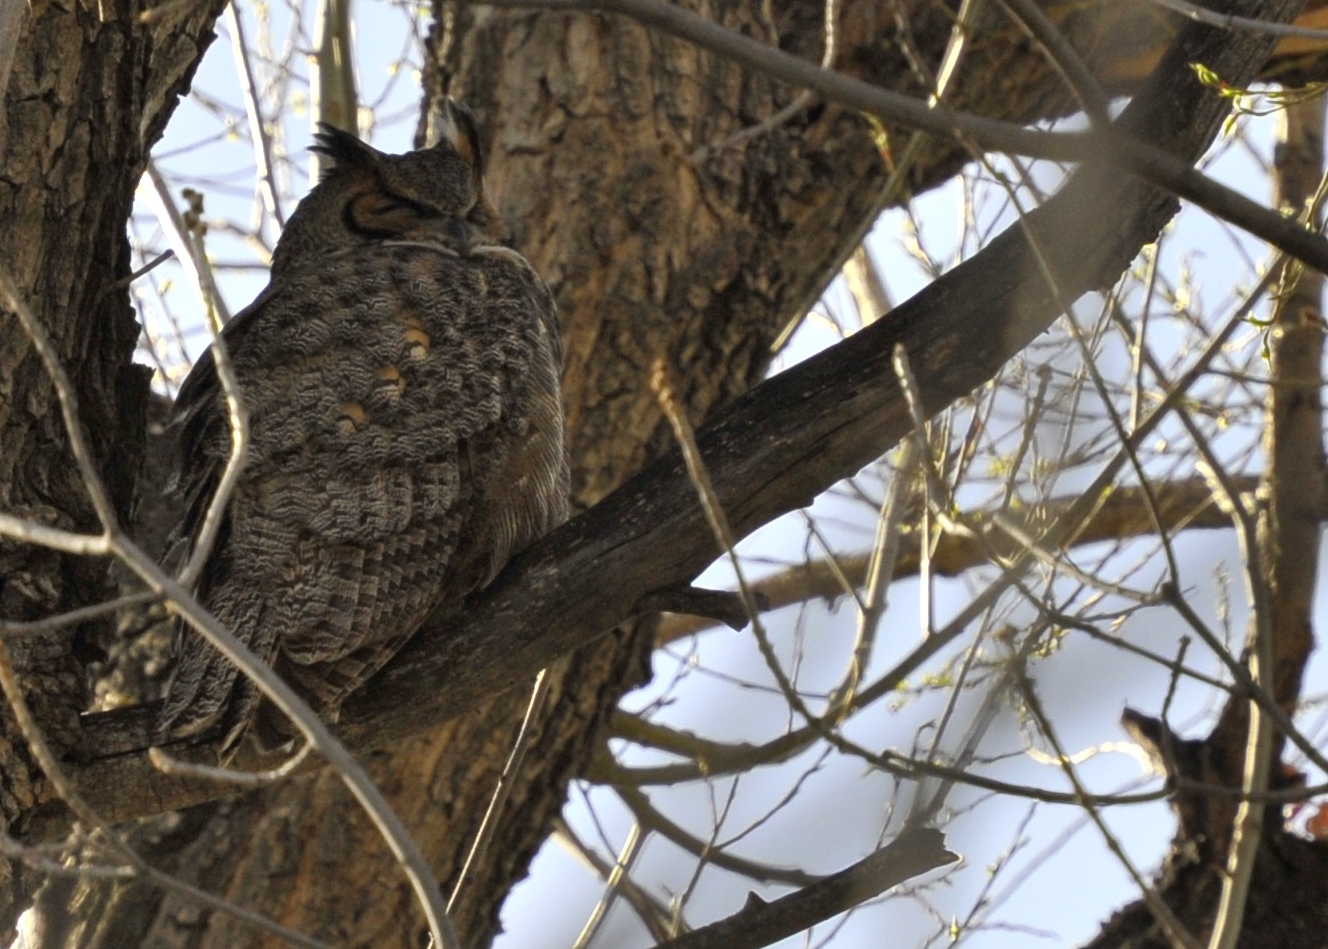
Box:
[1018,667,1202,949]
[828,438,917,714]
[99,249,175,301]
[635,586,754,631]
[310,0,358,180]
[141,161,233,324]
[0,512,110,556]
[651,360,827,731]
[691,0,839,159]
[1146,0,1328,39]
[998,0,1112,126]
[650,828,957,949]
[552,816,679,945]
[841,245,890,325]
[655,476,1248,643]
[1163,585,1328,777]
[173,277,250,592]
[449,669,551,912]
[0,590,162,638]
[148,742,314,787]
[603,738,1168,811]
[225,3,286,229]
[571,822,647,949]
[616,785,819,887]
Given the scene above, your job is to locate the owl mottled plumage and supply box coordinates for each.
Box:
[159,102,568,756]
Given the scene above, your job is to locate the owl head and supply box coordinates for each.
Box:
[271,99,496,275]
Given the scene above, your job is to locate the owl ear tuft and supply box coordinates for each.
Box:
[435,98,485,187]
[311,123,382,179]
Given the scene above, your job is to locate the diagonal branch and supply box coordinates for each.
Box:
[650,827,957,949]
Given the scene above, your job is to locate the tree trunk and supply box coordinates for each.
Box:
[0,0,227,931]
[4,1,1328,947]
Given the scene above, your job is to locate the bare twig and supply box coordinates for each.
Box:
[0,831,135,881]
[148,741,314,787]
[1017,665,1202,949]
[99,249,175,301]
[571,821,647,949]
[0,266,119,530]
[650,828,957,949]
[827,438,917,714]
[1146,0,1328,39]
[173,280,250,592]
[654,476,1246,644]
[310,0,358,180]
[998,0,1112,125]
[141,161,233,324]
[1191,414,1274,949]
[0,590,161,638]
[1163,585,1328,777]
[773,0,989,350]
[601,724,1170,810]
[225,2,286,229]
[0,513,109,556]
[553,816,679,944]
[616,785,819,887]
[650,359,822,729]
[449,668,552,912]
[692,0,839,159]
[841,245,890,325]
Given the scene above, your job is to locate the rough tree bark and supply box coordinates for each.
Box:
[0,0,229,932]
[2,1,1327,947]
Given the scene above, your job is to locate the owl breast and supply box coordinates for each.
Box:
[159,238,567,756]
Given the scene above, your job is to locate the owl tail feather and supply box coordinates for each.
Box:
[155,592,271,762]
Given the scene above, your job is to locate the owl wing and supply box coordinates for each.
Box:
[159,242,566,755]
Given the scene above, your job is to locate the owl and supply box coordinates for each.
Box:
[158,101,568,758]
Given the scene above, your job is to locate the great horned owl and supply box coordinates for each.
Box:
[158,101,568,757]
